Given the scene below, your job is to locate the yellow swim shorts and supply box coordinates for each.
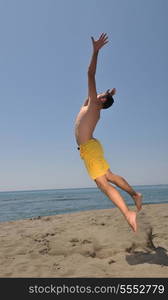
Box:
[79,138,110,180]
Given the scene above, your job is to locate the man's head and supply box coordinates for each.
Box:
[98,88,116,109]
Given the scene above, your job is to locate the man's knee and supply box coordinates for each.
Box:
[105,170,116,182]
[95,177,109,192]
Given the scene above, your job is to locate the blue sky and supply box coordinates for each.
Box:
[0,0,167,191]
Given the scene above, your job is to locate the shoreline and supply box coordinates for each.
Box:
[0,203,168,277]
[1,201,168,224]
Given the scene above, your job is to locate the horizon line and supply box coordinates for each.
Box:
[0,183,168,193]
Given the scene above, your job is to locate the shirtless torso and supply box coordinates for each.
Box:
[74,100,100,145]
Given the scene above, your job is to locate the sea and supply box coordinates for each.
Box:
[0,185,168,223]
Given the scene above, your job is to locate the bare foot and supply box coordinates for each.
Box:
[125,210,137,232]
[132,192,143,211]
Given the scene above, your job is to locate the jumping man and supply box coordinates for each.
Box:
[74,33,142,232]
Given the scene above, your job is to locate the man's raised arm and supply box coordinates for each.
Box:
[87,33,108,105]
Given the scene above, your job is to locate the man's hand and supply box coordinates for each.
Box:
[107,88,116,96]
[87,33,109,105]
[91,33,109,53]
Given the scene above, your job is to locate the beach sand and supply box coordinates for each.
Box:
[0,203,168,278]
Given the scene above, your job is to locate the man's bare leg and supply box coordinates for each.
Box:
[95,175,137,232]
[105,169,142,211]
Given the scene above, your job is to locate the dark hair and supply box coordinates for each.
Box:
[102,93,114,109]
